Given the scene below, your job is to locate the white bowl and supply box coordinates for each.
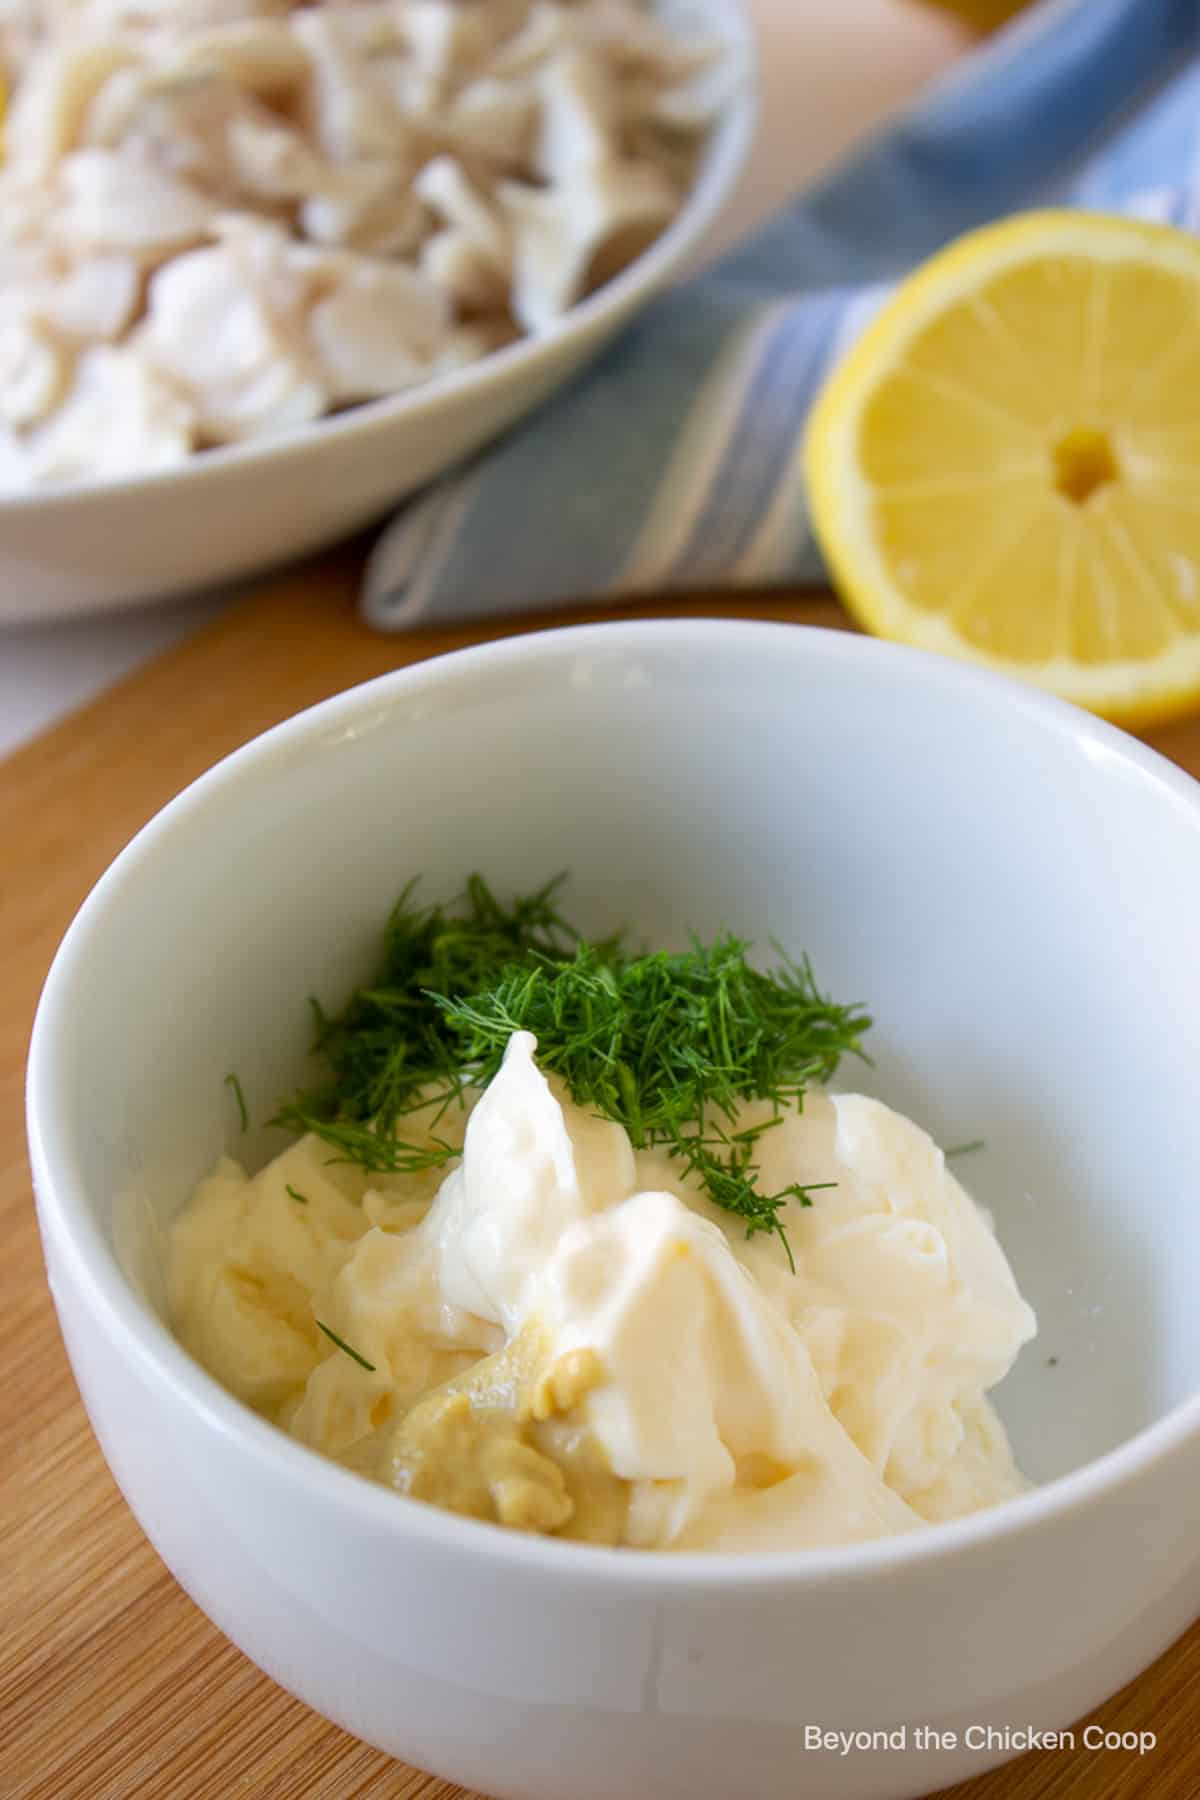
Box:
[27,621,1200,1800]
[1,0,753,626]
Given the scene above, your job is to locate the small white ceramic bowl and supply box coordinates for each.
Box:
[28,621,1200,1800]
[0,0,752,626]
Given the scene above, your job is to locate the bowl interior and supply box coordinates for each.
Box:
[33,623,1200,1494]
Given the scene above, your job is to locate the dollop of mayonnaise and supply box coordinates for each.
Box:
[168,1031,1036,1550]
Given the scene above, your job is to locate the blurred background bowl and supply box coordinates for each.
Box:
[1,0,754,627]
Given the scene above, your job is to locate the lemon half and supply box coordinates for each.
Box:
[805,210,1200,729]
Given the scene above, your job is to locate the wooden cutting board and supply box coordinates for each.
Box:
[3,554,1199,1800]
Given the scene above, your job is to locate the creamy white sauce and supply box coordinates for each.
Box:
[169,1030,1036,1549]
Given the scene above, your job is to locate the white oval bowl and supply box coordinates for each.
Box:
[27,620,1200,1800]
[1,0,753,625]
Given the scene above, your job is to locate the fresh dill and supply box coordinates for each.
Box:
[944,1139,985,1159]
[315,1320,376,1371]
[224,1072,249,1133]
[272,875,871,1265]
[286,1184,309,1204]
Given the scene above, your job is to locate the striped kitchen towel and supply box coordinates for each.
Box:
[362,0,1200,630]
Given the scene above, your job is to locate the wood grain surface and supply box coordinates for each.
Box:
[3,555,1199,1800]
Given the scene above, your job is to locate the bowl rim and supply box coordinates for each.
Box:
[27,618,1200,1590]
[0,0,755,518]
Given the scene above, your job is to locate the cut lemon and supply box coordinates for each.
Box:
[805,210,1200,729]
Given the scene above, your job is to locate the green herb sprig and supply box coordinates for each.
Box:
[272,876,870,1266]
[315,1320,376,1371]
[224,1072,249,1133]
[271,875,582,1171]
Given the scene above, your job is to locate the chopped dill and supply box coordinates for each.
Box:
[945,1140,985,1159]
[224,1072,249,1134]
[272,875,871,1265]
[286,1184,309,1204]
[316,1320,376,1371]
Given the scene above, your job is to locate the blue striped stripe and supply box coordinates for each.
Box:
[667,290,847,586]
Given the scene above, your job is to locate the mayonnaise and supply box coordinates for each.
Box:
[168,1031,1036,1549]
